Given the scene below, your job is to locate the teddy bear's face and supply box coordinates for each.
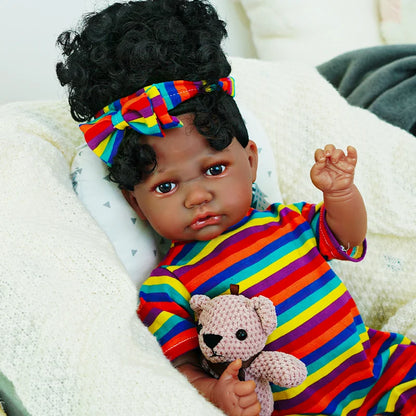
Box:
[193,295,275,363]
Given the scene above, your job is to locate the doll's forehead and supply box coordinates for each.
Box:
[139,114,205,148]
[140,125,242,169]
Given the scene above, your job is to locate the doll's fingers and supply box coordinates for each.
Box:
[346,145,358,163]
[221,359,242,381]
[314,148,326,164]
[323,144,336,156]
[237,384,261,416]
[237,386,259,407]
[234,379,256,396]
[327,148,345,164]
[241,401,261,416]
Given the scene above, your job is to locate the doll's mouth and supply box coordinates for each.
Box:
[190,214,221,231]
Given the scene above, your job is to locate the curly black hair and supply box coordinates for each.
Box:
[56,0,248,190]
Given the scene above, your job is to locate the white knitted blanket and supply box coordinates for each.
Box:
[0,57,415,416]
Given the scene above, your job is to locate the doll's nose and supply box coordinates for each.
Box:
[203,333,223,349]
[184,182,213,208]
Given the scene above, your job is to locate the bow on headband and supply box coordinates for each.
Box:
[79,77,235,166]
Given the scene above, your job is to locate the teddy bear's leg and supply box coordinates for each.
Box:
[246,371,274,416]
[256,381,274,416]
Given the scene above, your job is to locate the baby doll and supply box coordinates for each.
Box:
[57,1,416,415]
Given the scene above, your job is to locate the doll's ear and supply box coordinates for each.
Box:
[252,295,277,336]
[121,189,146,220]
[190,295,211,318]
[246,140,258,183]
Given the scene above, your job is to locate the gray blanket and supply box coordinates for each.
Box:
[317,44,416,136]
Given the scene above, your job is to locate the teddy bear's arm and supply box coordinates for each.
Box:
[249,351,307,388]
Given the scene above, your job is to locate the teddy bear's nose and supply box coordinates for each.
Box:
[203,333,223,349]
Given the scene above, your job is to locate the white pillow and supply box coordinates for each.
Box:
[70,106,282,287]
[378,0,416,44]
[240,0,382,65]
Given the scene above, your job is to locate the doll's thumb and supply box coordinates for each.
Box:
[222,359,242,381]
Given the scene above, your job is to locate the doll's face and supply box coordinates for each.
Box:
[124,114,258,241]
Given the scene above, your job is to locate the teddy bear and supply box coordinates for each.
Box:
[190,285,307,416]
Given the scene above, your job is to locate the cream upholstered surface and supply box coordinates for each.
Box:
[214,0,416,65]
[379,0,416,44]
[0,58,415,415]
[239,0,381,65]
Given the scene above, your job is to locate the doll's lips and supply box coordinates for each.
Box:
[190,214,221,231]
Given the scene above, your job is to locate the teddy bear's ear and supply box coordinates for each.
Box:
[190,295,211,317]
[252,295,277,336]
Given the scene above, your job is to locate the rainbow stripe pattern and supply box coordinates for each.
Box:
[138,203,416,414]
[79,77,235,166]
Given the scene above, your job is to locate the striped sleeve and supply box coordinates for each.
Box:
[138,267,199,361]
[313,203,366,262]
[287,201,366,262]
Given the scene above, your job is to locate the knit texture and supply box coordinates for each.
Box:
[0,57,415,415]
[190,293,307,416]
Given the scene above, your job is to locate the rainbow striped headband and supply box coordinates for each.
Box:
[79,77,235,166]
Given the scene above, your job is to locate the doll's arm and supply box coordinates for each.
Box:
[249,351,307,388]
[173,352,261,416]
[310,145,367,248]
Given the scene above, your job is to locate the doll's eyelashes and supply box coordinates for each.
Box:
[236,329,247,341]
[197,323,203,334]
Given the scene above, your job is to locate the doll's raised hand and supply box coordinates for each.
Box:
[310,144,366,247]
[211,359,261,416]
[310,144,357,194]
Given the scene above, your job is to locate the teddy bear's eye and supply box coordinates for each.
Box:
[197,323,203,334]
[235,329,247,341]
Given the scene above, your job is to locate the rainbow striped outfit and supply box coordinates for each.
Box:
[138,202,416,415]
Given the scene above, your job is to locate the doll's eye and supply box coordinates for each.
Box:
[206,164,225,176]
[155,182,176,194]
[197,323,203,334]
[235,329,247,341]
